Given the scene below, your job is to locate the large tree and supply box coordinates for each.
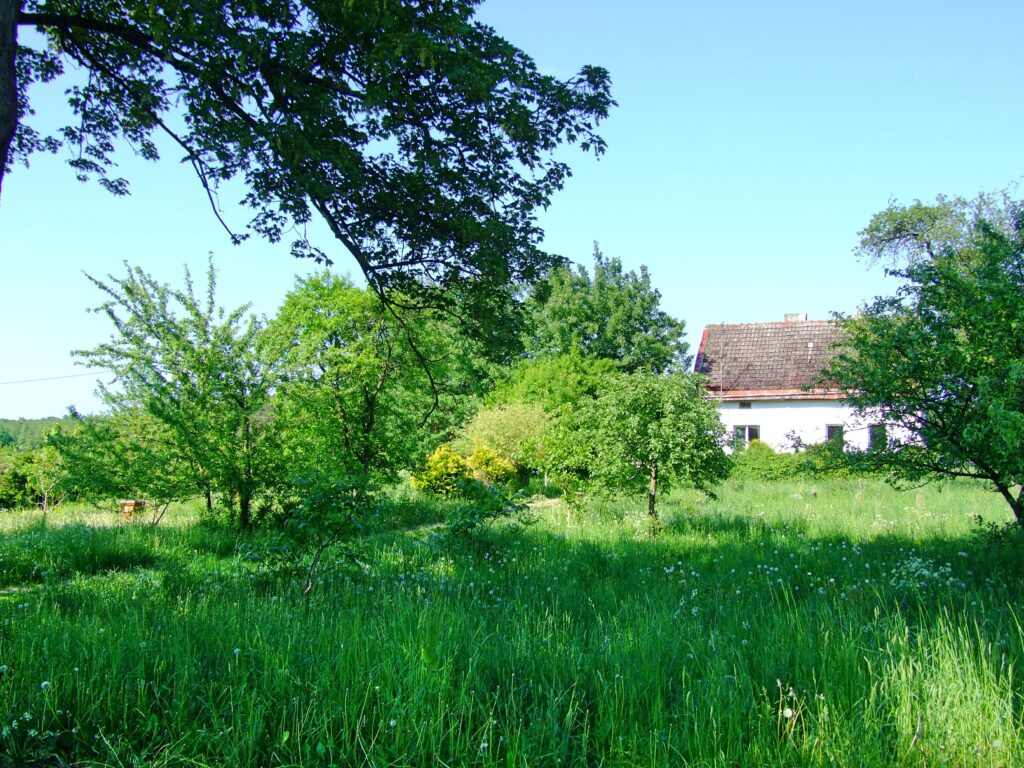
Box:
[263,273,483,483]
[826,199,1024,526]
[526,244,688,373]
[3,0,613,344]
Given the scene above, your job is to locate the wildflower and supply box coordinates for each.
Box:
[40,681,50,691]
[389,719,397,728]
[782,707,794,719]
[233,648,241,656]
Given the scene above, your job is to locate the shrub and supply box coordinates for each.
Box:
[411,446,470,498]
[467,445,516,486]
[730,440,799,481]
[443,479,534,540]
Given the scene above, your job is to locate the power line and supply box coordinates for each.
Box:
[0,371,113,386]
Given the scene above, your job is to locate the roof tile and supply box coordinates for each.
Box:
[694,320,845,394]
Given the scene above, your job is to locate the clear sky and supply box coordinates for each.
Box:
[1,0,1022,418]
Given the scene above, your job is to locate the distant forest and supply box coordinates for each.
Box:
[0,417,77,448]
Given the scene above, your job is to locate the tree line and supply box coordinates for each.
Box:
[5,192,1024,531]
[0,246,727,525]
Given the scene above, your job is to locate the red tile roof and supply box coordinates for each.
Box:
[694,320,846,400]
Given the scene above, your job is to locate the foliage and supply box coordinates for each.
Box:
[265,274,438,484]
[411,445,470,498]
[0,416,77,448]
[74,260,279,528]
[0,446,30,508]
[488,353,616,412]
[441,480,532,540]
[525,244,689,372]
[460,402,551,474]
[466,444,516,486]
[243,474,378,597]
[825,199,1024,525]
[730,440,800,481]
[5,0,613,345]
[19,443,65,512]
[49,409,194,523]
[0,444,71,511]
[856,188,1019,268]
[565,371,730,518]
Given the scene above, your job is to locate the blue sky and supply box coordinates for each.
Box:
[2,0,1022,418]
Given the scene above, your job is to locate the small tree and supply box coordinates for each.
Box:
[76,260,278,528]
[570,371,729,519]
[825,199,1024,526]
[51,409,194,524]
[264,273,484,486]
[21,444,66,515]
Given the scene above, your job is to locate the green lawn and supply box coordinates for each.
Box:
[1,479,1021,767]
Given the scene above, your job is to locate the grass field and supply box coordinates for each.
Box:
[1,478,1022,767]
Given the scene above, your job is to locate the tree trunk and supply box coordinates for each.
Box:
[239,490,251,530]
[0,0,20,202]
[205,486,213,512]
[647,463,658,520]
[997,483,1024,529]
[1012,487,1024,530]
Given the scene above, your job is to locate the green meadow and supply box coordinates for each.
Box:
[1,478,1021,767]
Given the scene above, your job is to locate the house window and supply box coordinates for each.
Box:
[732,425,760,449]
[826,424,844,444]
[869,424,887,451]
[738,401,752,409]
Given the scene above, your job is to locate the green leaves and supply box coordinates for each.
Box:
[525,245,688,373]
[827,197,1024,523]
[74,260,278,528]
[8,0,614,341]
[559,371,730,518]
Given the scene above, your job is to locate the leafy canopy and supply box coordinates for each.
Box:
[566,371,729,519]
[74,260,279,528]
[264,272,483,484]
[4,0,613,343]
[526,244,688,373]
[826,196,1024,525]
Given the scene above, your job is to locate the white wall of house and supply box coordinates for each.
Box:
[716,399,879,453]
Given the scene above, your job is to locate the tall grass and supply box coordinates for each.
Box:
[0,478,1020,766]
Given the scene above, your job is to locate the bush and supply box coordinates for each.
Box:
[730,440,799,481]
[411,446,470,497]
[442,479,534,540]
[467,445,516,486]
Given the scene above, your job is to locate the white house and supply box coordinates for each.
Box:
[693,314,884,453]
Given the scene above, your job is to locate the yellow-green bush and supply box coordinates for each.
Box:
[411,446,470,497]
[467,445,516,486]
